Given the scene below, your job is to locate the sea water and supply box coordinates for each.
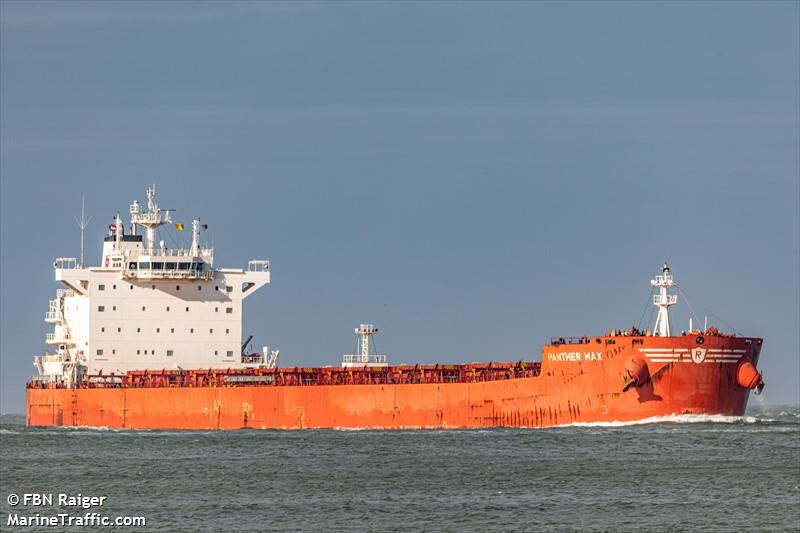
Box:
[1,406,798,532]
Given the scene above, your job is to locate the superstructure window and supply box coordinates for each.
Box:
[185,307,189,312]
[226,307,233,314]
[156,328,160,333]
[96,349,103,355]
[170,328,174,333]
[117,328,121,333]
[137,350,140,355]
[226,286,233,293]
[215,307,219,313]
[99,284,105,291]
[113,306,116,311]
[209,329,213,334]
[190,328,194,333]
[128,263,137,270]
[226,329,229,334]
[167,350,174,357]
[101,327,105,332]
[142,306,146,311]
[98,306,105,312]
[166,306,170,312]
[138,262,150,269]
[137,328,141,333]
[165,262,176,270]
[226,351,233,357]
[176,286,180,291]
[152,262,163,270]
[112,284,117,290]
[197,285,202,291]
[179,262,190,270]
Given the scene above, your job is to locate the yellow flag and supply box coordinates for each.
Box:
[175,223,184,231]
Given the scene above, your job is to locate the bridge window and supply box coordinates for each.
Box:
[152,262,163,270]
[128,263,137,270]
[179,262,190,270]
[165,262,176,270]
[138,262,150,269]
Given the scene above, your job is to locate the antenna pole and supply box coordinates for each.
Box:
[74,197,92,268]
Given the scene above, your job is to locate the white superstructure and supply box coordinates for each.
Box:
[34,186,273,384]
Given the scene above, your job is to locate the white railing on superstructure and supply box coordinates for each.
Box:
[53,257,78,269]
[653,294,677,306]
[248,260,270,272]
[342,354,387,365]
[137,247,213,258]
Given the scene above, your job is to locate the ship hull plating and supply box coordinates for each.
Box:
[26,336,762,430]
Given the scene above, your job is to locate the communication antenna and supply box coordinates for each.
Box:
[74,197,92,268]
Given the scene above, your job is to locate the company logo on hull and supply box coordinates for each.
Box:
[638,348,746,364]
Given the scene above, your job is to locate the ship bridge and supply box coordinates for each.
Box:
[37,185,273,384]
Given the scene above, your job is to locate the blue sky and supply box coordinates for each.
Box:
[1,1,798,412]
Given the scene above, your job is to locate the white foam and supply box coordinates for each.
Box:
[553,413,764,428]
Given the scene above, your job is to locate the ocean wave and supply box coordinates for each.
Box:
[553,413,769,428]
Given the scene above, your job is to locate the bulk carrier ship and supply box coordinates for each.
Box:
[26,186,765,430]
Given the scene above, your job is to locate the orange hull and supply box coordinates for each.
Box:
[26,335,763,430]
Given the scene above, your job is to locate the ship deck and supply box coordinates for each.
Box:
[28,361,543,389]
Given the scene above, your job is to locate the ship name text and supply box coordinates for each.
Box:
[546,351,603,362]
